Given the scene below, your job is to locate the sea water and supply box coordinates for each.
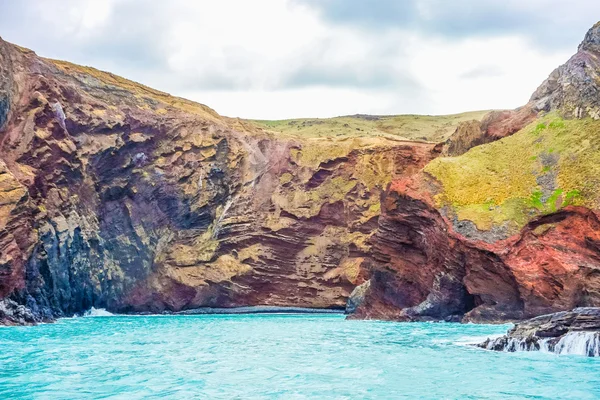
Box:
[1,313,600,399]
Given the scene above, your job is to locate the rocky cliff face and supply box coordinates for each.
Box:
[354,172,600,322]
[0,38,442,324]
[443,106,536,156]
[531,22,600,120]
[353,22,600,323]
[3,21,600,326]
[444,22,600,157]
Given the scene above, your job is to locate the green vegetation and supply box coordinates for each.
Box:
[250,110,490,142]
[425,113,599,232]
[534,122,547,134]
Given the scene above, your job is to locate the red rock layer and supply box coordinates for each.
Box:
[354,173,600,322]
[0,38,441,322]
[444,106,537,156]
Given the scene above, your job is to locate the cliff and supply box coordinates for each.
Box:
[353,22,600,322]
[3,21,600,326]
[0,37,453,324]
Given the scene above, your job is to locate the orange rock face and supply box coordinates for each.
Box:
[4,21,600,325]
[350,21,600,323]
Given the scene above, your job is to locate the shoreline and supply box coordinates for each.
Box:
[1,306,346,326]
[172,306,345,315]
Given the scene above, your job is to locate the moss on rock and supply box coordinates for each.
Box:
[426,113,600,232]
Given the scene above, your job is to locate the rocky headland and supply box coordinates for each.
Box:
[2,22,600,326]
[0,36,442,324]
[351,22,600,323]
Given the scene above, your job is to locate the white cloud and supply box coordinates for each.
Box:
[190,87,400,120]
[406,35,572,114]
[0,0,590,119]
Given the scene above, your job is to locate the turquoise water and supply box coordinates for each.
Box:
[1,314,600,399]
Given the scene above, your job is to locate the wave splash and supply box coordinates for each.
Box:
[552,332,600,356]
[482,331,600,357]
[84,307,115,317]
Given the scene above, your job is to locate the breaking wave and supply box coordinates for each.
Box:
[83,307,115,317]
[483,331,600,357]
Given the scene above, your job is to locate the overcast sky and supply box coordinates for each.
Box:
[0,0,598,119]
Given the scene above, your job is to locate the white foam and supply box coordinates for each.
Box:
[487,331,600,356]
[455,334,504,346]
[492,337,537,352]
[553,331,600,356]
[84,307,115,317]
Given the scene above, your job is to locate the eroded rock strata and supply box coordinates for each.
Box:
[354,174,600,322]
[0,37,440,323]
[353,22,600,323]
[3,21,600,325]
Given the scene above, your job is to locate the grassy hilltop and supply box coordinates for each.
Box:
[250,110,490,141]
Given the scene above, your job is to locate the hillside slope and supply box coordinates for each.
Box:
[249,110,490,142]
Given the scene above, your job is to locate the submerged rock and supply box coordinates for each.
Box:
[478,308,600,356]
[0,299,37,325]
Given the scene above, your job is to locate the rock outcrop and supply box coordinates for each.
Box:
[3,21,600,326]
[353,173,600,322]
[0,37,440,324]
[531,22,600,119]
[352,22,600,323]
[445,22,600,157]
[478,308,600,356]
[444,106,537,156]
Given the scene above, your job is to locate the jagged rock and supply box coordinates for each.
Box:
[0,299,37,325]
[3,21,600,326]
[444,22,600,157]
[443,120,483,156]
[351,21,600,323]
[478,308,600,356]
[444,106,537,156]
[345,279,371,314]
[0,37,440,324]
[354,166,600,322]
[530,22,600,119]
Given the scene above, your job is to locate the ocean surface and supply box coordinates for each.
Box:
[1,313,600,399]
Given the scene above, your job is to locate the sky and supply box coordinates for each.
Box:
[0,0,599,119]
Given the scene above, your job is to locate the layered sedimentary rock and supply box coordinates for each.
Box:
[3,21,600,326]
[479,308,600,356]
[352,22,600,322]
[443,106,536,156]
[354,174,600,322]
[0,38,441,323]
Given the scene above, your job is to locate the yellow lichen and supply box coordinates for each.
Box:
[279,172,293,185]
[426,113,600,231]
